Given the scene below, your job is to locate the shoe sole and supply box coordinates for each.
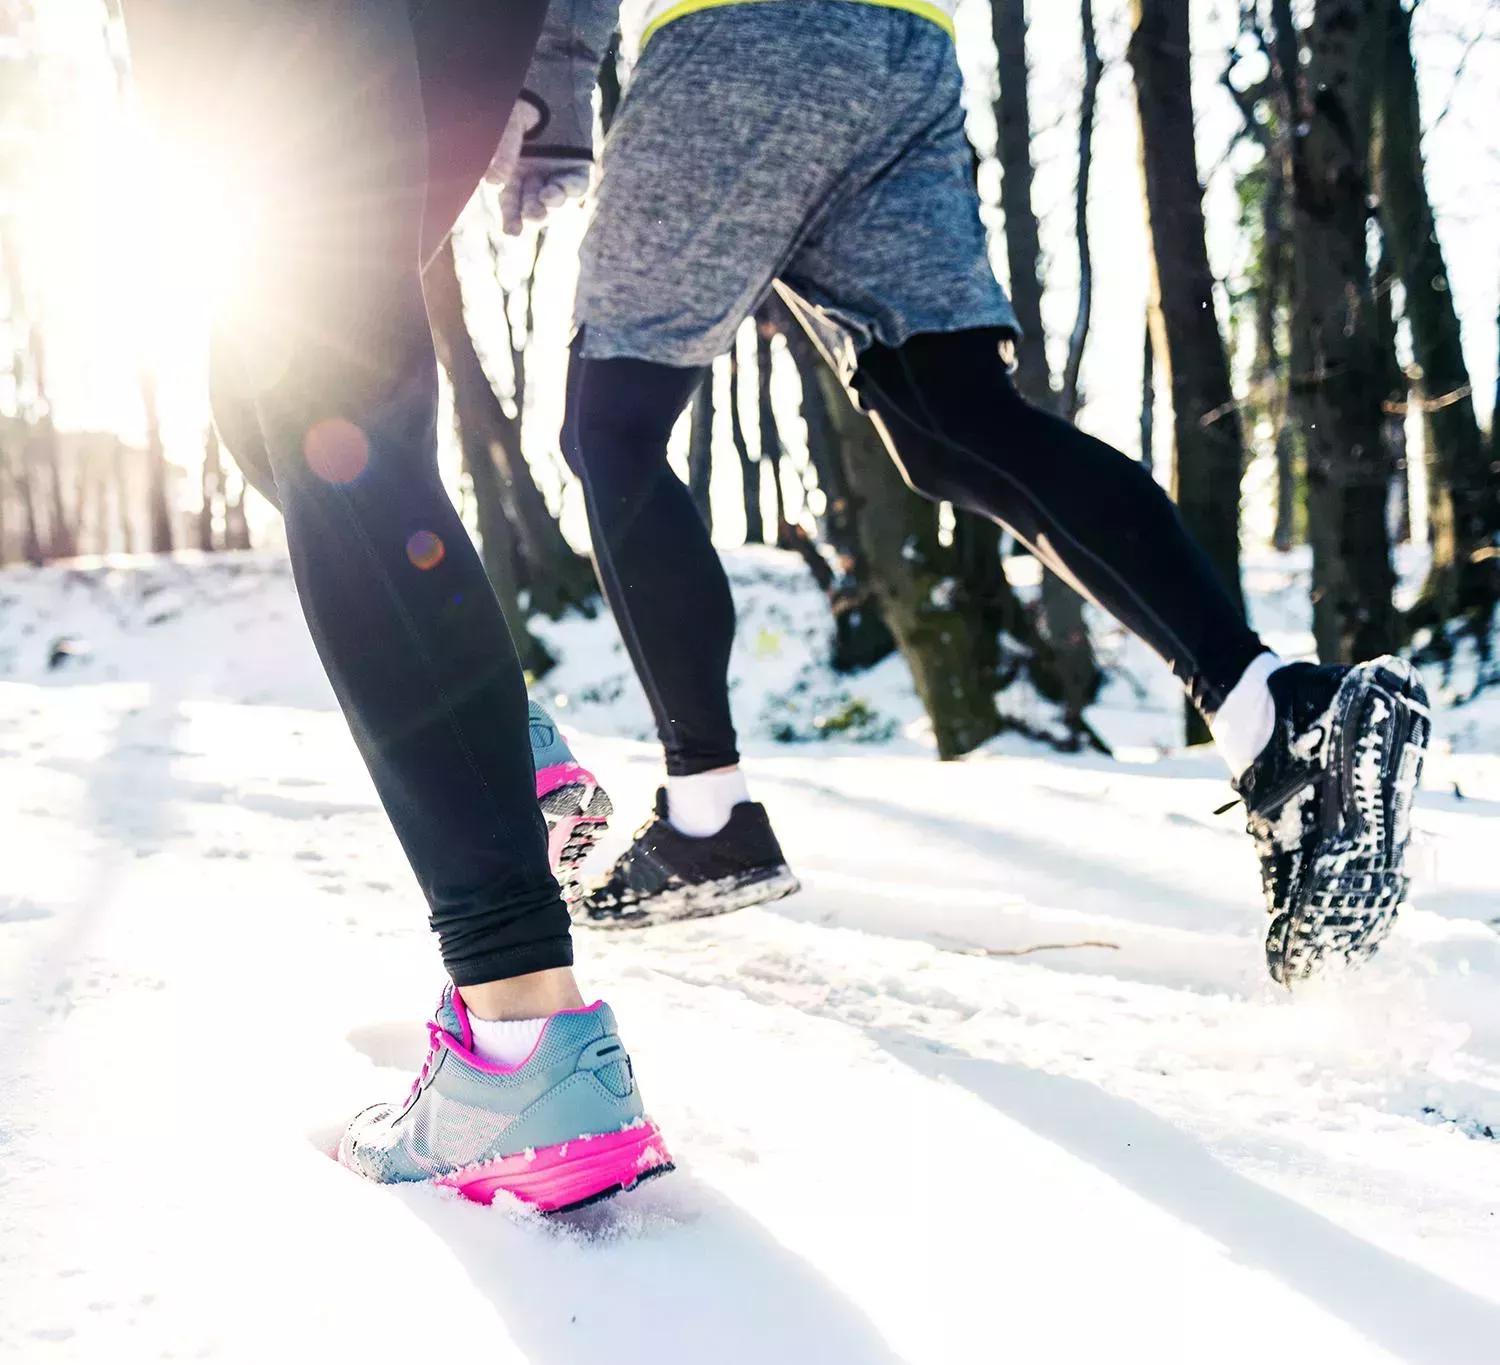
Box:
[578,865,803,931]
[435,1120,674,1214]
[537,764,613,907]
[1268,656,1431,986]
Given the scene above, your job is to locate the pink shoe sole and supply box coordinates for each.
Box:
[536,763,613,905]
[435,1121,674,1213]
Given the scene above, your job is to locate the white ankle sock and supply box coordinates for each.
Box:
[667,768,751,838]
[467,1015,549,1068]
[1210,651,1285,778]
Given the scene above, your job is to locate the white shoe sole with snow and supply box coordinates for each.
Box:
[577,865,803,930]
[1267,656,1432,985]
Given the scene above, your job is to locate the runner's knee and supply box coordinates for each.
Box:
[853,329,1032,506]
[562,348,702,504]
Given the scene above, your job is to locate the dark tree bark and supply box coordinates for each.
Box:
[1268,0,1310,560]
[776,310,897,672]
[1141,309,1155,473]
[813,360,1004,758]
[991,0,1049,400]
[1129,0,1247,602]
[1060,0,1102,424]
[687,370,714,533]
[1285,0,1396,662]
[427,240,555,676]
[428,240,596,619]
[1373,244,1411,545]
[1044,0,1105,734]
[463,420,554,679]
[728,348,765,545]
[1272,426,1299,553]
[1130,0,1249,736]
[1232,62,1298,554]
[755,323,792,546]
[993,0,1101,735]
[1376,0,1497,642]
[139,369,175,555]
[1262,159,1301,556]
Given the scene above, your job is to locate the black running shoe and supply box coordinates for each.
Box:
[1233,656,1431,986]
[575,790,801,929]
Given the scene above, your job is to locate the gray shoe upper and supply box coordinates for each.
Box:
[340,990,645,1184]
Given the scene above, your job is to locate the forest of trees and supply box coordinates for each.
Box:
[1,0,1496,752]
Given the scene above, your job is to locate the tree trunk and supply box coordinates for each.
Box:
[140,370,175,554]
[113,438,133,553]
[1253,108,1299,553]
[1044,0,1105,733]
[199,426,222,552]
[1060,0,1102,424]
[1373,243,1411,545]
[991,0,1049,401]
[17,444,42,565]
[427,241,555,676]
[39,423,74,560]
[1376,0,1497,639]
[728,348,765,544]
[1268,158,1300,555]
[777,312,897,672]
[755,325,791,546]
[28,330,76,561]
[426,241,596,620]
[993,0,1101,733]
[1129,0,1249,737]
[1271,0,1310,560]
[1273,425,1299,553]
[1141,310,1155,472]
[462,423,554,678]
[687,370,714,533]
[814,361,1003,758]
[224,479,252,551]
[1286,0,1396,662]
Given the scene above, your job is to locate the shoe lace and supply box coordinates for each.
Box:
[407,1020,449,1104]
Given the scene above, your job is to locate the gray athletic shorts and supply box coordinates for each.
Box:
[573,1,1018,373]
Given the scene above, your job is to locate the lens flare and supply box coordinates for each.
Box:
[406,530,446,570]
[304,420,370,484]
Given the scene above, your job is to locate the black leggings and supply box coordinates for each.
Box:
[126,0,569,986]
[564,329,1266,774]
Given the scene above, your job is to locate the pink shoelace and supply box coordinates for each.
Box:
[407,1020,452,1104]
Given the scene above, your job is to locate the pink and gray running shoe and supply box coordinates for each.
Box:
[339,984,673,1213]
[530,700,612,906]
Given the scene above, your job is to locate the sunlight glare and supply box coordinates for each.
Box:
[121,116,267,349]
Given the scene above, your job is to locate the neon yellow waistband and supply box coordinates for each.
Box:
[639,0,956,54]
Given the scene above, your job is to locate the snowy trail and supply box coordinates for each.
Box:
[3,555,1499,1362]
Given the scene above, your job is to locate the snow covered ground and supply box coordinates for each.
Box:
[2,549,1498,1364]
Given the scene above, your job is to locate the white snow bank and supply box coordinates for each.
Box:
[2,546,1498,1363]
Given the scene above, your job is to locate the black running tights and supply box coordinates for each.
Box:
[563,329,1267,774]
[125,0,570,986]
